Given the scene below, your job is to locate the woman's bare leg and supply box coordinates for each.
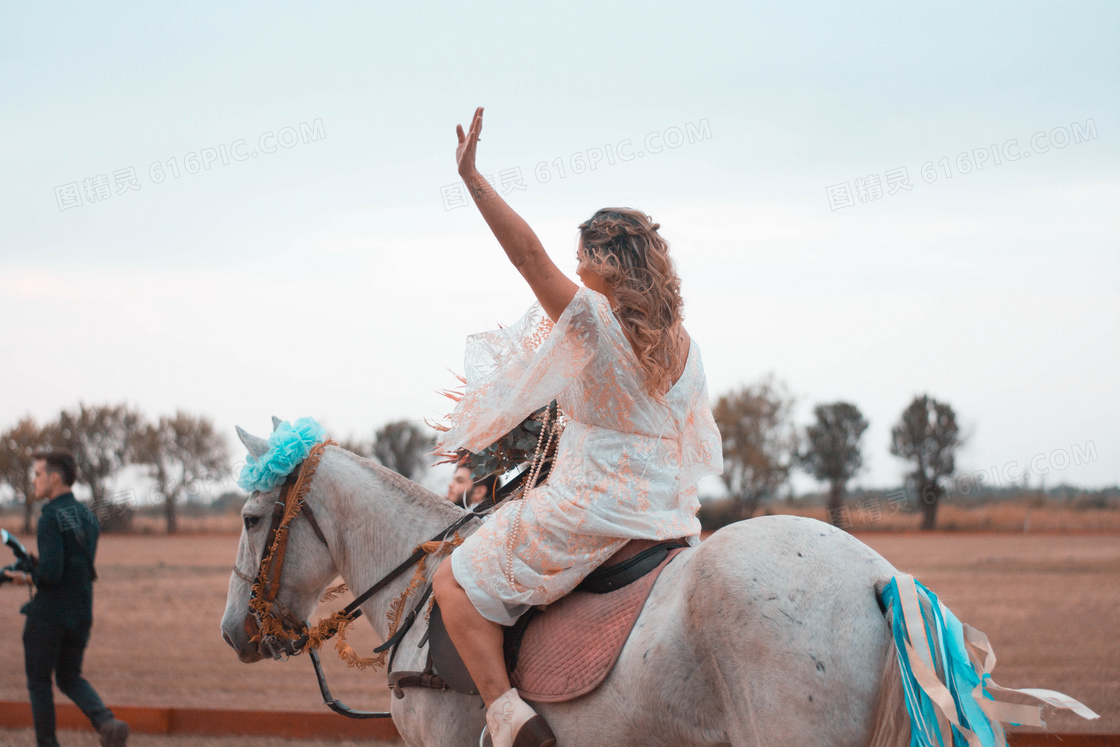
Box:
[432,560,511,707]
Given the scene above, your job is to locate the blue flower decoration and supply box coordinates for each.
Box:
[237,417,327,493]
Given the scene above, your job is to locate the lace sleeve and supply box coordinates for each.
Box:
[438,287,605,454]
[677,348,725,493]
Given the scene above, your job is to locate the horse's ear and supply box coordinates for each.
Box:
[271,416,283,432]
[236,426,270,459]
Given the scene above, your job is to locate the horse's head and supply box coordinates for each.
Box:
[220,420,341,663]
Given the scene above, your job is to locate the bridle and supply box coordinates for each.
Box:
[231,404,560,717]
[233,439,335,659]
[232,439,492,718]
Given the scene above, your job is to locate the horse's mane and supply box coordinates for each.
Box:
[328,445,458,513]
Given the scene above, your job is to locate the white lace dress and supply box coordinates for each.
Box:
[439,286,724,625]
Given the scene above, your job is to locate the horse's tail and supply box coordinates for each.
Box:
[867,595,910,747]
[869,573,1099,747]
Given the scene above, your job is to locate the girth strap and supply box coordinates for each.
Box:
[388,670,450,694]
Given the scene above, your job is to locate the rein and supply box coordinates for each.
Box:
[233,441,496,718]
[233,437,557,719]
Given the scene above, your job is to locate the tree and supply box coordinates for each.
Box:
[890,394,961,530]
[798,402,869,527]
[336,435,373,458]
[372,420,435,481]
[135,411,230,533]
[0,417,45,533]
[41,403,146,532]
[712,377,799,520]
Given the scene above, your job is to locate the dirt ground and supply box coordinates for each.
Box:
[860,532,1118,736]
[0,731,398,747]
[0,530,1114,740]
[0,533,392,714]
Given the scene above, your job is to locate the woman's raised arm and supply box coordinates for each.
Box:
[456,107,577,321]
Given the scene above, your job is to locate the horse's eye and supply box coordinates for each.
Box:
[244,515,261,531]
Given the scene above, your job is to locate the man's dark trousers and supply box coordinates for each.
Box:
[22,492,117,747]
[23,615,113,747]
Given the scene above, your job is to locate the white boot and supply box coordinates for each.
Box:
[482,688,556,747]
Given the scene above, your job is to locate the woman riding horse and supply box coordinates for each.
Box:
[432,107,724,747]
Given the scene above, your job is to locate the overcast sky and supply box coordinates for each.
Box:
[2,2,1117,499]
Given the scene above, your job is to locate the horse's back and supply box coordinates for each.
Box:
[694,516,898,745]
[553,515,899,746]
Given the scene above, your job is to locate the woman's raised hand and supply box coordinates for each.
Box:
[455,106,483,177]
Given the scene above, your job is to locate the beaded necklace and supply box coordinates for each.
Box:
[504,403,564,587]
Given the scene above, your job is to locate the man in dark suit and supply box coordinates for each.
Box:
[3,450,129,747]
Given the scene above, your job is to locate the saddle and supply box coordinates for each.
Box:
[389,539,688,704]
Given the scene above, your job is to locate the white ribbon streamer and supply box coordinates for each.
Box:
[891,574,1098,747]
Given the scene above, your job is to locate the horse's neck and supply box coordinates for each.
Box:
[325,451,464,642]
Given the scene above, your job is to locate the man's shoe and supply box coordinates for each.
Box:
[482,688,556,747]
[98,717,129,746]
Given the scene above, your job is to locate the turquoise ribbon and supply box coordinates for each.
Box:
[881,577,998,747]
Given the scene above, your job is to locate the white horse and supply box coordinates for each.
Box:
[221,437,909,746]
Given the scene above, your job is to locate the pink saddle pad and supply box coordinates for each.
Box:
[509,547,684,703]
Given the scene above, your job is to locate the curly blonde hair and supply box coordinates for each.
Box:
[577,207,687,399]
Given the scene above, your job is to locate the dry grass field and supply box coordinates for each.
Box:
[0,533,392,714]
[0,525,1115,742]
[0,732,397,746]
[857,532,1117,735]
[720,501,1120,533]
